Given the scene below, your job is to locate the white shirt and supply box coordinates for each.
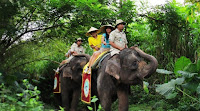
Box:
[109,29,128,56]
[70,43,85,54]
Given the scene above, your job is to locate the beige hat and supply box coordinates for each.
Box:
[115,19,126,28]
[100,24,115,33]
[76,38,83,42]
[86,27,100,36]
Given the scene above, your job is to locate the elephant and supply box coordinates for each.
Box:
[60,54,90,111]
[92,47,158,111]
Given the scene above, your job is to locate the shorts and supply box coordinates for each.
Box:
[95,48,110,53]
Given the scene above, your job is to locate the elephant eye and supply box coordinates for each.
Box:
[133,61,137,66]
[132,61,137,66]
[130,61,138,70]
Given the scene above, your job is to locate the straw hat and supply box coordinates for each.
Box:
[115,19,126,28]
[86,27,100,36]
[100,24,115,33]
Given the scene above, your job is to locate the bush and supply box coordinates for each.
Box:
[0,77,54,111]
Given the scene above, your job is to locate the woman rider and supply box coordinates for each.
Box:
[85,25,114,74]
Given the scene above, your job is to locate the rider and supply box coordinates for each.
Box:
[56,38,85,72]
[60,38,85,65]
[109,19,128,56]
[86,27,102,52]
[85,25,114,74]
[100,24,114,50]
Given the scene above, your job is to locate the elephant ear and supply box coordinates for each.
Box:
[105,55,121,80]
[63,66,72,78]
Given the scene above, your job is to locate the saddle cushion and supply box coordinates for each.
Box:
[91,51,110,69]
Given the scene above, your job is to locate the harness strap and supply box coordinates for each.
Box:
[97,52,110,68]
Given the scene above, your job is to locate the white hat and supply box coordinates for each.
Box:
[100,24,115,33]
[115,19,126,28]
[76,38,83,42]
[86,27,100,36]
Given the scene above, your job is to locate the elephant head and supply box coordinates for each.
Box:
[105,47,158,85]
[62,54,90,83]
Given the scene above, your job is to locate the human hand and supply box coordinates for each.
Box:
[95,46,100,51]
[130,45,138,49]
[72,51,78,55]
[65,54,69,57]
[103,41,107,45]
[119,47,124,51]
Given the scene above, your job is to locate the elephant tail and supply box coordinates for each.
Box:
[74,54,91,62]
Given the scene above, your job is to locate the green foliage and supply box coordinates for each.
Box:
[114,0,136,25]
[156,69,173,75]
[143,81,149,94]
[156,56,200,110]
[139,0,199,72]
[0,0,199,110]
[129,104,152,111]
[156,78,184,99]
[58,106,65,111]
[87,95,102,111]
[0,78,54,111]
[174,56,192,76]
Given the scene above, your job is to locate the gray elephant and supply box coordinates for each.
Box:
[60,54,90,111]
[93,47,158,111]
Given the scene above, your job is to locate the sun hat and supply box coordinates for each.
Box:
[76,38,83,42]
[99,24,115,33]
[86,27,100,36]
[115,19,126,28]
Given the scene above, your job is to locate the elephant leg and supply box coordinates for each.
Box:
[117,85,129,111]
[99,92,112,111]
[54,93,62,109]
[61,90,70,111]
[70,88,80,111]
[61,77,70,111]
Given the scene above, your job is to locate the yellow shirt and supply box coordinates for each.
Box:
[88,35,102,51]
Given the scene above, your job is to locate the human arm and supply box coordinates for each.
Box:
[70,44,78,55]
[83,48,85,54]
[101,34,106,45]
[65,49,71,57]
[71,51,78,55]
[109,41,124,50]
[125,36,128,48]
[65,53,69,57]
[90,45,100,51]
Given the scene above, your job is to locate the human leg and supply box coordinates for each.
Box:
[85,51,101,74]
[55,56,73,73]
[60,60,68,65]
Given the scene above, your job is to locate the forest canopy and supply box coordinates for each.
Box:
[0,0,199,110]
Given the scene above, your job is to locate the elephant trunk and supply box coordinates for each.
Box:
[74,54,91,62]
[134,47,158,78]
